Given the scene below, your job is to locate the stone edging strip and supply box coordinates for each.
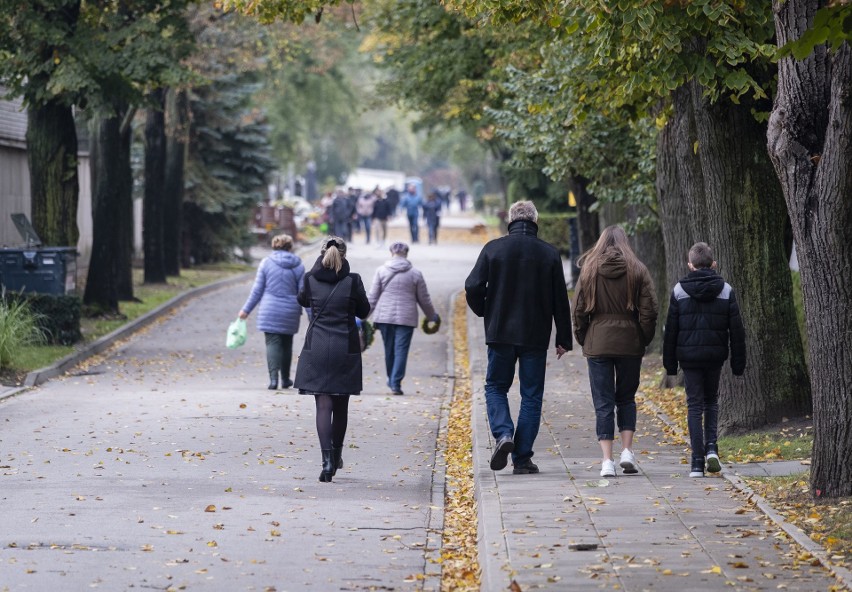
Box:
[640,394,852,590]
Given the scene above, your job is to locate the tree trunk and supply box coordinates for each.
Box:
[567,175,599,253]
[116,108,135,301]
[769,0,852,498]
[144,90,167,284]
[163,88,187,277]
[691,86,811,434]
[83,112,122,314]
[26,100,79,247]
[627,208,667,354]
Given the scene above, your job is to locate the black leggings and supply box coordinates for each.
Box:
[314,394,350,450]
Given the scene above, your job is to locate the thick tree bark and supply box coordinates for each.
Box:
[26,100,80,247]
[627,207,667,354]
[567,175,599,254]
[163,88,187,277]
[116,109,135,301]
[691,87,811,434]
[83,113,122,314]
[769,0,852,498]
[144,90,167,284]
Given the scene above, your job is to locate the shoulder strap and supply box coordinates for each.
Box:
[306,278,343,335]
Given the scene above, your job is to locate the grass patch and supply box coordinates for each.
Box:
[719,424,813,463]
[745,473,852,572]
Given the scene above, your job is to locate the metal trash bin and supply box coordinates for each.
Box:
[0,247,78,295]
[0,213,78,295]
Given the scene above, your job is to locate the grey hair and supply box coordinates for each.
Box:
[508,200,538,223]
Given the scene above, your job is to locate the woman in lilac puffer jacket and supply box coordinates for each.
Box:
[367,242,439,395]
[239,234,305,390]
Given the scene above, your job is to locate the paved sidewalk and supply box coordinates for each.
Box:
[467,311,847,592]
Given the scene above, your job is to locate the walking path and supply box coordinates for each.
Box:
[0,211,847,591]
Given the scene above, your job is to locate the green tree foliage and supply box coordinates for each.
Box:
[181,9,276,263]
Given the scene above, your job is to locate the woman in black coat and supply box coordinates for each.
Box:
[294,236,371,482]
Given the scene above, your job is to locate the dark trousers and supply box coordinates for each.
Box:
[484,344,547,464]
[407,214,419,243]
[587,357,642,440]
[682,366,721,461]
[264,333,294,381]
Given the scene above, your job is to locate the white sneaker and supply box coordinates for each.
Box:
[705,452,721,473]
[619,449,639,474]
[600,459,616,478]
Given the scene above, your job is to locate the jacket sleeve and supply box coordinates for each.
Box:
[367,268,383,313]
[464,250,489,317]
[637,269,659,347]
[352,274,371,320]
[297,273,312,309]
[241,261,267,315]
[414,271,437,321]
[662,291,679,375]
[572,280,589,346]
[551,257,573,350]
[728,289,747,375]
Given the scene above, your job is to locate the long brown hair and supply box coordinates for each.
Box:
[576,225,644,312]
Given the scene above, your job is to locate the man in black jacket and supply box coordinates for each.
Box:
[663,242,746,478]
[465,201,573,474]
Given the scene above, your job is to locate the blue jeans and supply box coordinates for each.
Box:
[682,366,721,461]
[407,214,419,243]
[376,323,415,392]
[587,357,641,440]
[484,344,547,464]
[359,214,372,243]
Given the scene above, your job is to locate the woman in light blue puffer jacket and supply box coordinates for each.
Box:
[239,234,305,390]
[367,242,439,395]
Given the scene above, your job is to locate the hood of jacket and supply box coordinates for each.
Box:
[270,250,302,270]
[384,257,413,274]
[309,256,351,283]
[599,248,627,279]
[680,268,724,302]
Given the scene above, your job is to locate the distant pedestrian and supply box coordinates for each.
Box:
[331,191,355,241]
[572,225,658,478]
[422,191,442,245]
[294,236,371,482]
[663,242,746,478]
[372,190,392,247]
[356,190,377,244]
[238,234,304,390]
[465,201,573,475]
[368,242,439,396]
[456,189,467,212]
[400,184,422,243]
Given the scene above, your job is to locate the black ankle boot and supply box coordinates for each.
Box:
[332,447,344,476]
[268,371,278,390]
[319,449,334,482]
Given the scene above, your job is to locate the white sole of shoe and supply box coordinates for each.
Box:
[689,471,705,478]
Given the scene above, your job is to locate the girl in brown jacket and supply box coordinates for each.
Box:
[572,226,658,478]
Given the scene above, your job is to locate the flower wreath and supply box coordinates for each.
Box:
[421,316,441,335]
[357,319,375,352]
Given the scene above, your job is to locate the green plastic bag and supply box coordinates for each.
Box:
[226,318,247,349]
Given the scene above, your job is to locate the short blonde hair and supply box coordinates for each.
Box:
[508,200,538,223]
[271,234,293,251]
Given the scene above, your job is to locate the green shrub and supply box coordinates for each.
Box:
[0,294,47,368]
[537,213,574,256]
[2,292,82,346]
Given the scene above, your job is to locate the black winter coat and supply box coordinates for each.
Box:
[464,219,573,350]
[663,268,746,375]
[294,257,371,394]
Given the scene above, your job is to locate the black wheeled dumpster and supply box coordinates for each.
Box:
[0,213,78,295]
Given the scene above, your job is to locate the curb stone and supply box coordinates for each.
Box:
[641,391,852,591]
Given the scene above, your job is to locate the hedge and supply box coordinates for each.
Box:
[537,213,574,256]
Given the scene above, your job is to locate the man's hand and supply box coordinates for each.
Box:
[556,345,568,359]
